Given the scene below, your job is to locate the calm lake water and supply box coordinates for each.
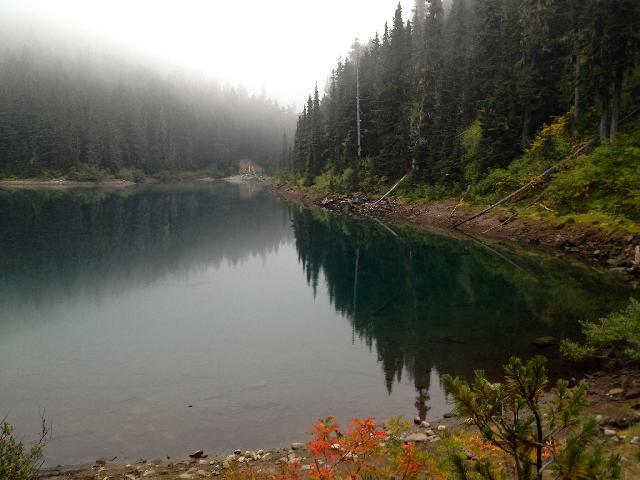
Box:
[0,182,632,466]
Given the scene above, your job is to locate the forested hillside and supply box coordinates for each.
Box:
[0,42,295,179]
[290,0,640,198]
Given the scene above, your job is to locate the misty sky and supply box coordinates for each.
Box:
[2,0,415,107]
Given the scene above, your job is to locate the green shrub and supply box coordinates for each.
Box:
[547,129,640,222]
[0,421,48,480]
[67,163,109,182]
[115,167,145,182]
[472,115,572,202]
[562,298,640,361]
[443,356,620,480]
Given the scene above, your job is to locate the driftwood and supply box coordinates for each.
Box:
[374,174,409,205]
[452,140,595,229]
[481,187,549,234]
[449,185,471,217]
[369,215,400,238]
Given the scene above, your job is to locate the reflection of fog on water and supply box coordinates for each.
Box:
[0,182,291,309]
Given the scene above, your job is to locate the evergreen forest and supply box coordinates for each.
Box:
[0,40,295,179]
[290,0,640,204]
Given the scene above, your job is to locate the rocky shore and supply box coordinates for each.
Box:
[275,184,640,285]
[40,367,640,479]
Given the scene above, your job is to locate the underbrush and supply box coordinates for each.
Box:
[546,128,640,223]
[66,163,110,182]
[471,115,573,203]
[562,298,640,361]
[0,420,48,480]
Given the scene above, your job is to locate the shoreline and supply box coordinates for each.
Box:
[0,178,137,189]
[40,368,640,479]
[0,175,268,190]
[274,183,640,286]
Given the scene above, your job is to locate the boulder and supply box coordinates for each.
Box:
[607,388,625,397]
[404,433,428,443]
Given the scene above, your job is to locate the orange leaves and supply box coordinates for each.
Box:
[274,417,431,480]
[397,443,422,479]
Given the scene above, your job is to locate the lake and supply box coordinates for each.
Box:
[0,182,632,466]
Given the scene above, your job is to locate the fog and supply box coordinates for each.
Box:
[1,0,418,107]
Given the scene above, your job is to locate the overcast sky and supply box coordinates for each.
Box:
[1,0,415,108]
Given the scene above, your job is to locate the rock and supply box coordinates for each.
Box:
[413,417,421,425]
[533,336,558,347]
[420,421,431,428]
[95,459,107,465]
[607,388,625,397]
[125,475,137,480]
[609,267,629,274]
[429,437,441,443]
[189,450,205,459]
[179,474,195,480]
[261,453,271,461]
[225,455,237,462]
[222,461,230,469]
[196,470,207,477]
[198,460,209,465]
[603,429,617,437]
[630,436,640,445]
[142,470,155,477]
[443,412,455,419]
[290,442,305,450]
[425,429,435,436]
[437,425,447,431]
[464,450,477,460]
[234,449,242,455]
[607,414,640,429]
[595,415,604,424]
[237,456,246,463]
[404,433,428,443]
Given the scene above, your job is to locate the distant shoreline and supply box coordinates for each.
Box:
[0,175,268,190]
[0,178,136,189]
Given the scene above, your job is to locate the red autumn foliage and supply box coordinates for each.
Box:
[273,417,430,480]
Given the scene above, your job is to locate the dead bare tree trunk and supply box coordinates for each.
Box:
[522,105,531,147]
[572,54,580,137]
[610,67,622,140]
[599,90,610,142]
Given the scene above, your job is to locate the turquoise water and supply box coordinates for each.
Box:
[0,182,631,466]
